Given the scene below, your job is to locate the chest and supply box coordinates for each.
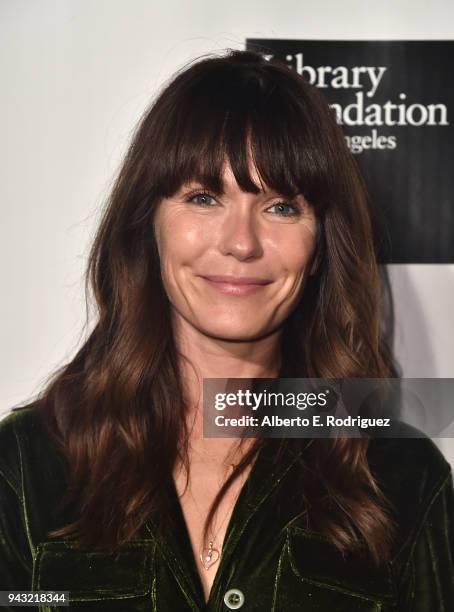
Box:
[173,463,252,603]
[31,521,396,611]
[28,446,398,610]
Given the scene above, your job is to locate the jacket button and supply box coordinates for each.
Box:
[223,588,245,609]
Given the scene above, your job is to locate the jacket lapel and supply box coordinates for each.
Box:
[144,439,303,609]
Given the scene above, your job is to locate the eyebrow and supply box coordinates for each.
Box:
[181,181,300,198]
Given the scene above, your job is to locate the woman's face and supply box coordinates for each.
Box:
[153,159,318,342]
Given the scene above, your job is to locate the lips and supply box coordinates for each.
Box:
[201,275,272,285]
[199,275,272,296]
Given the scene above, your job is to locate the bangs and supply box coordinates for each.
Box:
[151,64,331,214]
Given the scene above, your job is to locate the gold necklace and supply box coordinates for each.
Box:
[187,464,243,570]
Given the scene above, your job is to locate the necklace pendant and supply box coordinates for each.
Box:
[200,540,220,570]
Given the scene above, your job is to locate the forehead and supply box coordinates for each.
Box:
[182,157,291,197]
[217,155,268,191]
[222,160,263,192]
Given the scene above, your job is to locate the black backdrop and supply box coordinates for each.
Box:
[247,39,454,263]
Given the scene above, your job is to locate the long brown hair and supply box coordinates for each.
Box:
[34,48,398,564]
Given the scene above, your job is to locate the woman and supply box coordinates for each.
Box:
[0,48,453,611]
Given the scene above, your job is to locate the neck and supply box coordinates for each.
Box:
[172,312,281,450]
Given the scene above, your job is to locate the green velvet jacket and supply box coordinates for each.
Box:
[0,406,453,611]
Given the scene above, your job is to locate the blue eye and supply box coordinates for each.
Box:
[184,191,301,217]
[186,191,217,206]
[267,202,301,217]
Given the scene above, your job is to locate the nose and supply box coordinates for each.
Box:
[217,206,263,261]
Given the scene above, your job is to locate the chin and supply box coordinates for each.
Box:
[194,318,277,343]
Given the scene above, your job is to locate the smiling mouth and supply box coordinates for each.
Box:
[199,275,272,296]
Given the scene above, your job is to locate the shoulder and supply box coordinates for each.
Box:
[0,403,42,431]
[367,423,452,560]
[0,403,45,447]
[367,422,451,496]
[368,423,451,482]
[0,403,56,496]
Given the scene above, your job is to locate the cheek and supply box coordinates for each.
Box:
[155,213,207,279]
[272,225,317,280]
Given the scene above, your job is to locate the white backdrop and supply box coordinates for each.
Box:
[1,0,453,466]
